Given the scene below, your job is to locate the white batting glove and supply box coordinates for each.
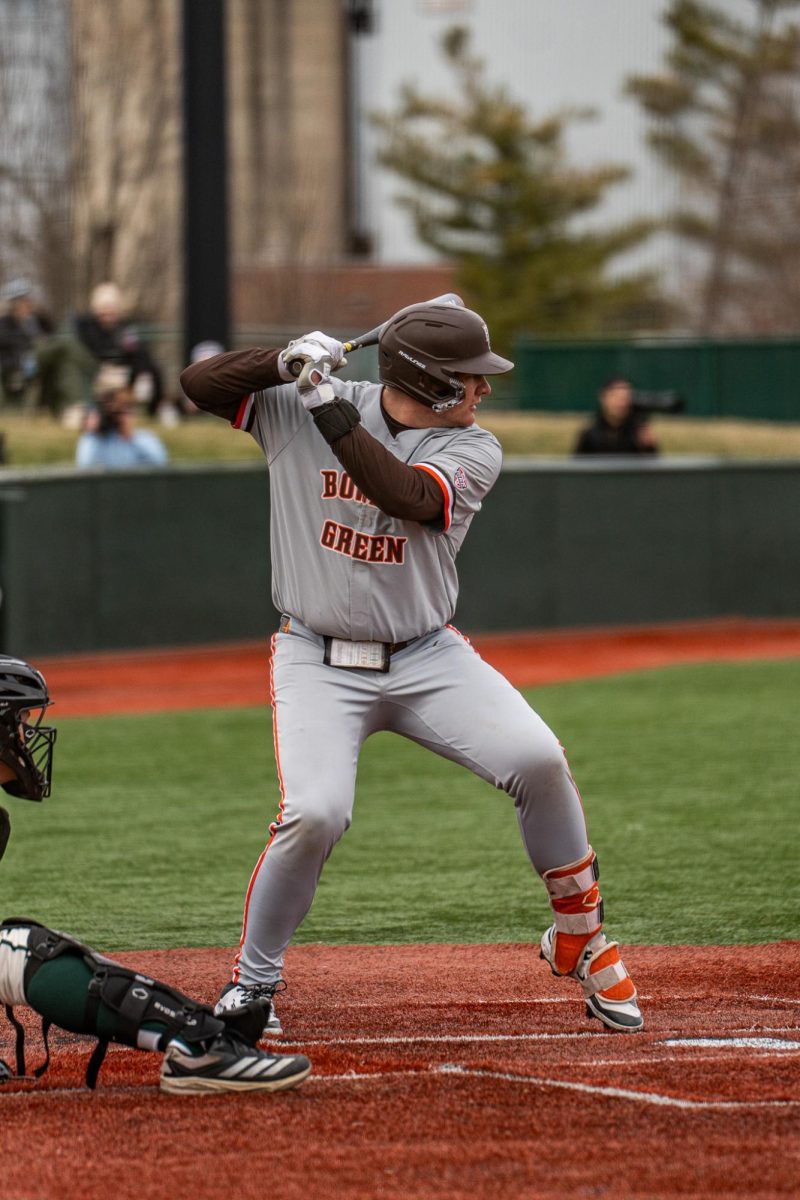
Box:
[296,359,337,411]
[278,331,347,381]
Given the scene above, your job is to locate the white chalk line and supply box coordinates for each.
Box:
[748,995,800,1006]
[3,1017,798,1107]
[726,1025,800,1035]
[316,993,797,1010]
[338,996,579,1007]
[577,1050,800,1068]
[335,994,652,1008]
[663,1037,800,1051]
[282,1030,603,1046]
[306,1065,799,1110]
[3,1061,797,1113]
[2,1070,796,1112]
[435,1066,800,1109]
[277,1023,799,1048]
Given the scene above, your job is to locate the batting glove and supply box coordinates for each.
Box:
[296,360,337,410]
[278,331,347,381]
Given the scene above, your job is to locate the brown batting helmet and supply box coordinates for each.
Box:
[378,302,514,412]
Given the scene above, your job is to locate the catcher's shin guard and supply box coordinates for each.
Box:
[0,917,246,1087]
[538,850,642,1033]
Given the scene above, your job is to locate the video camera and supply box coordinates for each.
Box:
[95,385,134,436]
[92,364,132,436]
[630,389,685,417]
[96,395,125,435]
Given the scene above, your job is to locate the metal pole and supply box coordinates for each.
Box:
[181,0,230,367]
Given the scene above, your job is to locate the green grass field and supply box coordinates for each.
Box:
[1,659,796,951]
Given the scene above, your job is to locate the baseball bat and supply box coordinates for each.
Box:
[288,292,464,376]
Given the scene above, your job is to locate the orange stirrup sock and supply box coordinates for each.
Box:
[541,848,603,975]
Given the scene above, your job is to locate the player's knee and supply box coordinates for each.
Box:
[292,802,351,853]
[506,736,571,800]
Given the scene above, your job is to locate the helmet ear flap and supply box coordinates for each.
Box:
[388,355,464,410]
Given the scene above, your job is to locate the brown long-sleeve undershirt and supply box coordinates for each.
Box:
[180,348,443,523]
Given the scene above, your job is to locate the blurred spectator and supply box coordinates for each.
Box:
[0,279,91,414]
[573,377,658,456]
[75,372,169,469]
[74,283,164,417]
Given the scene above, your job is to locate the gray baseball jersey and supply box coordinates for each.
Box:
[234,378,502,643]
[220,373,591,988]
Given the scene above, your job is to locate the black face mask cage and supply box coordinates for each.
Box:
[0,705,57,801]
[22,712,57,799]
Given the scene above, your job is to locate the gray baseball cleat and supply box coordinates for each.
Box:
[160,1028,310,1095]
[214,980,284,1037]
[540,924,643,1032]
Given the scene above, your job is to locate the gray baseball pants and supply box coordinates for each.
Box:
[233,619,589,985]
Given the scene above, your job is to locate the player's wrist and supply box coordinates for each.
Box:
[296,361,336,411]
[311,397,361,444]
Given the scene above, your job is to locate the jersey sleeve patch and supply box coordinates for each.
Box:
[414,462,454,533]
[453,465,469,491]
[232,393,255,432]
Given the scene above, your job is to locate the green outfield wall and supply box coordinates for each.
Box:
[0,459,797,657]
[512,337,800,421]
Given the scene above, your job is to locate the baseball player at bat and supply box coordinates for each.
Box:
[180,300,643,1036]
[0,657,311,1093]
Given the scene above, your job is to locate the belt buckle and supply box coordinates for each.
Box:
[323,637,391,673]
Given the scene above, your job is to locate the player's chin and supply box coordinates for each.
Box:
[454,406,478,426]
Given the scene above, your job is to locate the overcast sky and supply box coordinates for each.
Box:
[355,0,725,281]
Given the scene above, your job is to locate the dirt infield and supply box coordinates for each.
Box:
[3,621,799,1198]
[35,617,800,718]
[1,943,798,1199]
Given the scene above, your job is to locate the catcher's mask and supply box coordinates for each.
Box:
[0,657,56,802]
[378,302,514,412]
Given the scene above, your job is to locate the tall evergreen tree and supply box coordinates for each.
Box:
[372,27,669,353]
[626,0,800,334]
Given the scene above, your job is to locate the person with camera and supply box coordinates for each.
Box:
[75,369,169,469]
[573,377,659,456]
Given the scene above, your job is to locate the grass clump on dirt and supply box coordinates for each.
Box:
[1,659,796,950]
